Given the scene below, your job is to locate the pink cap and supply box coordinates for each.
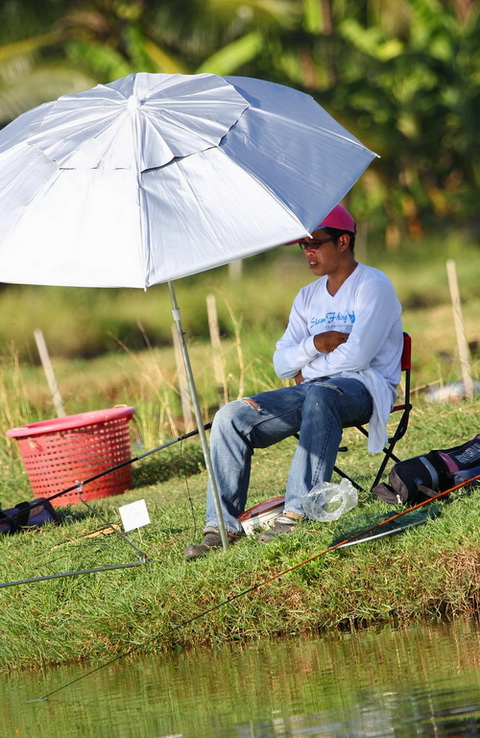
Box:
[315,204,356,233]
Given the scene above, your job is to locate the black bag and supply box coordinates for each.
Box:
[373,434,480,505]
[0,498,61,535]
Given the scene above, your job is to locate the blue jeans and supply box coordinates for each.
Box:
[205,377,373,534]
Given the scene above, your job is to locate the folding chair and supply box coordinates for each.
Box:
[333,332,412,492]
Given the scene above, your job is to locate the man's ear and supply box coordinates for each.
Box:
[338,233,351,252]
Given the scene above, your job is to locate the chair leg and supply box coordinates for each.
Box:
[333,465,365,492]
[371,442,402,490]
[370,408,411,490]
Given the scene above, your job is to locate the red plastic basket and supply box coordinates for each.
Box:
[7,406,136,507]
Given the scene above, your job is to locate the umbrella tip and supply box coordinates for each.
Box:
[127,95,143,112]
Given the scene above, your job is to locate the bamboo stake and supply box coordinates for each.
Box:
[33,329,66,417]
[206,293,228,406]
[446,259,474,399]
[171,325,194,432]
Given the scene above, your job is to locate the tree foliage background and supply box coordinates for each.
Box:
[1,0,478,246]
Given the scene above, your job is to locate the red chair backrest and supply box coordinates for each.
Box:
[401,333,411,372]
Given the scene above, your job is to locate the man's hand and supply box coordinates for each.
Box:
[313,331,349,353]
[294,371,304,385]
[293,332,348,383]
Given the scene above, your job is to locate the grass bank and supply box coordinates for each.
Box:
[0,234,479,670]
[0,397,479,672]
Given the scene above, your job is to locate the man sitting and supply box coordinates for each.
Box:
[184,204,403,559]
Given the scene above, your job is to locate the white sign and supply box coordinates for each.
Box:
[119,499,151,532]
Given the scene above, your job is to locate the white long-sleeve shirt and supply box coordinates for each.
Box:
[273,263,403,452]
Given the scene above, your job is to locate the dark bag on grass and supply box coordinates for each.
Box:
[0,498,60,535]
[373,434,480,505]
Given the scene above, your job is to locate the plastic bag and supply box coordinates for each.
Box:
[302,479,358,522]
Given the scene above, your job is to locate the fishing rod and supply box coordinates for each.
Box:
[2,423,212,528]
[0,489,151,589]
[0,425,211,577]
[334,476,476,548]
[40,423,211,505]
[30,471,480,703]
[0,484,152,588]
[1,562,147,589]
[76,487,147,558]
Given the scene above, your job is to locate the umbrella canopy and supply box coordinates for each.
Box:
[0,72,376,289]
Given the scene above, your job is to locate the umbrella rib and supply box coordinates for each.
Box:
[248,107,377,153]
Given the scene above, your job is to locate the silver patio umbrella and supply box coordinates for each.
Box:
[0,72,377,548]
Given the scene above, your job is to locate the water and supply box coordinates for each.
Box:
[2,618,480,737]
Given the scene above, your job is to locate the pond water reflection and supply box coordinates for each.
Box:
[3,617,480,737]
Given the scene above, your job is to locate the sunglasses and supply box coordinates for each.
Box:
[298,237,333,251]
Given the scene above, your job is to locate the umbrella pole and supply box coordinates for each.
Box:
[167,281,229,552]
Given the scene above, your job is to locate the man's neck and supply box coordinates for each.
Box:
[326,260,358,296]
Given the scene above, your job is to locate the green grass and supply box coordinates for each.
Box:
[0,397,479,671]
[0,234,480,670]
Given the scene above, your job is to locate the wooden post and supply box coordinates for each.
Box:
[228,259,243,280]
[206,294,228,406]
[33,329,66,417]
[171,326,194,431]
[446,259,474,399]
